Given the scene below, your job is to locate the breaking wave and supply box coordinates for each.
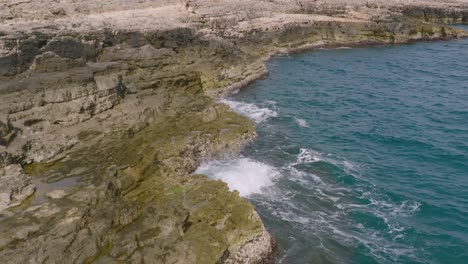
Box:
[220,99,277,123]
[261,148,423,262]
[195,157,280,197]
[294,117,309,127]
[196,146,423,262]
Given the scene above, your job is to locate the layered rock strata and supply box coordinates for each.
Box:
[0,0,467,263]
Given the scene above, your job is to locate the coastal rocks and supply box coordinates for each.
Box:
[0,119,16,147]
[0,100,263,263]
[30,51,86,73]
[0,25,264,166]
[0,0,467,263]
[0,164,35,212]
[222,221,275,264]
[401,6,468,24]
[45,189,66,199]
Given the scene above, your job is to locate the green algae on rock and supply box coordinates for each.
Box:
[1,99,265,263]
[0,0,468,263]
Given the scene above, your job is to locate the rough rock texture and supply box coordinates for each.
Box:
[0,0,467,263]
[0,164,35,211]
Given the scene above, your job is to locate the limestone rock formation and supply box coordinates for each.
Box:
[0,164,35,211]
[0,0,467,263]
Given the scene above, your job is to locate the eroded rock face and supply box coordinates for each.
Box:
[0,27,266,261]
[0,164,35,212]
[0,100,262,263]
[0,0,467,263]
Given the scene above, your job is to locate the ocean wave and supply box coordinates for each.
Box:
[256,147,424,262]
[287,166,324,185]
[220,99,277,123]
[196,148,421,262]
[294,117,309,127]
[195,157,280,196]
[289,148,359,175]
[294,148,323,164]
[318,46,353,50]
[259,186,420,262]
[368,197,421,219]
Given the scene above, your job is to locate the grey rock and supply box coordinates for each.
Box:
[0,164,35,212]
[0,1,467,263]
[45,189,66,199]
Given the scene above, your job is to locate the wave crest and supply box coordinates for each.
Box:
[220,99,277,123]
[294,117,309,127]
[195,158,279,196]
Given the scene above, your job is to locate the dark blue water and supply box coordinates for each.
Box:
[198,26,468,264]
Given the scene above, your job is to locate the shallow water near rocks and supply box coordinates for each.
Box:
[198,25,468,264]
[31,176,78,205]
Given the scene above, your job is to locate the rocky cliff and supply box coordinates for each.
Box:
[0,0,467,263]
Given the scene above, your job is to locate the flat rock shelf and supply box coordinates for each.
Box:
[0,1,467,263]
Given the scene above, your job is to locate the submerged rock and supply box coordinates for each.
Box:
[45,189,66,199]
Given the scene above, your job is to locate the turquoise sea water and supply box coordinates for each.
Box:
[197,26,468,264]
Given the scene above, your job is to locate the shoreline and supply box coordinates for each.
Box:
[212,30,468,262]
[217,25,468,98]
[1,1,468,263]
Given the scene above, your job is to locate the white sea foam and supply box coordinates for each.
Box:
[230,88,240,94]
[195,144,418,262]
[318,46,352,50]
[255,176,420,262]
[292,148,360,176]
[367,196,421,217]
[195,158,280,196]
[294,117,309,127]
[220,99,277,123]
[261,146,422,261]
[286,166,323,184]
[295,148,323,164]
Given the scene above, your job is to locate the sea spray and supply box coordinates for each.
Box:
[220,99,277,123]
[294,117,309,127]
[195,157,280,196]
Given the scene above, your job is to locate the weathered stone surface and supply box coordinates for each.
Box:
[45,189,66,199]
[0,0,467,263]
[0,164,35,212]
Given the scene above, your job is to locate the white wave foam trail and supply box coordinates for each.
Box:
[318,46,352,50]
[220,99,277,123]
[295,148,323,164]
[294,117,309,127]
[242,146,423,262]
[292,148,359,175]
[195,158,280,196]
